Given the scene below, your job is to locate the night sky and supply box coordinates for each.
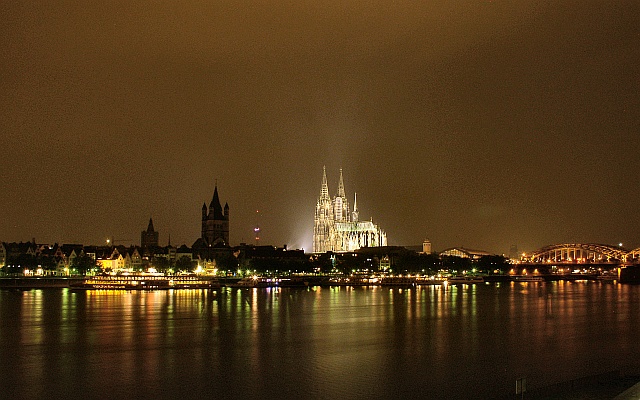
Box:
[2,1,639,254]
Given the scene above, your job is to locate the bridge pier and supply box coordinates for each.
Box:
[619,266,640,284]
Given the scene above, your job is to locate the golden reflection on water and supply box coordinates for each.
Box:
[2,281,640,399]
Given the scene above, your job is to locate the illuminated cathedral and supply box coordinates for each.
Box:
[313,167,387,253]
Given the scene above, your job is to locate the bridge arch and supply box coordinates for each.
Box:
[628,248,640,262]
[529,243,627,263]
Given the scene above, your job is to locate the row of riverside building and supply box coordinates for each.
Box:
[0,239,308,276]
[0,184,304,276]
[0,241,192,275]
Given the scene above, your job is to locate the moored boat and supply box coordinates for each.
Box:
[416,277,446,285]
[447,276,484,284]
[596,274,618,281]
[513,276,544,282]
[380,276,417,287]
[226,277,271,288]
[325,276,378,287]
[277,277,310,288]
[70,274,220,290]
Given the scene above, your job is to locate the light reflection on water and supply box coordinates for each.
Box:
[1,282,640,399]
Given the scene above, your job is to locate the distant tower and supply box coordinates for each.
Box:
[254,210,261,245]
[509,244,519,261]
[201,184,230,246]
[141,218,159,248]
[422,239,432,254]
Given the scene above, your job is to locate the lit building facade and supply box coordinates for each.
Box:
[439,247,491,260]
[313,167,387,253]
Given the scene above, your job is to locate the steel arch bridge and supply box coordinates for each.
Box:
[528,243,640,264]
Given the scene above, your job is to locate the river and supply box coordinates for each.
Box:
[1,281,639,399]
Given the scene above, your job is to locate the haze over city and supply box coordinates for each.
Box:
[2,1,639,254]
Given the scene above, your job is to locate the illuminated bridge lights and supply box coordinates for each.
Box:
[527,243,640,264]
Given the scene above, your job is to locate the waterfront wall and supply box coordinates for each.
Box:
[0,277,83,288]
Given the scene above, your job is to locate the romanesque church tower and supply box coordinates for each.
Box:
[141,218,159,248]
[201,185,229,246]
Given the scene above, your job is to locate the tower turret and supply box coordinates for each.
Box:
[337,168,346,198]
[352,193,359,222]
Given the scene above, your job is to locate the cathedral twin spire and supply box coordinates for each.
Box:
[313,166,386,253]
[319,166,355,212]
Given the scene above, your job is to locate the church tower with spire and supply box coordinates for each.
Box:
[201,185,230,246]
[332,168,350,222]
[141,218,159,248]
[313,166,334,253]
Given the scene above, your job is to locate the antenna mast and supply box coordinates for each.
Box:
[254,210,261,245]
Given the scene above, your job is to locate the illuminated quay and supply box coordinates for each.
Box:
[4,238,640,287]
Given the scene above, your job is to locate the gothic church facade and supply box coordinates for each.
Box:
[313,167,387,253]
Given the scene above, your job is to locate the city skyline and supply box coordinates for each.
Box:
[2,1,639,254]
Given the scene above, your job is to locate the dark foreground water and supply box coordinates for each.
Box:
[1,281,640,399]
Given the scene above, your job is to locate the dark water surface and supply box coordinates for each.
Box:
[2,282,640,399]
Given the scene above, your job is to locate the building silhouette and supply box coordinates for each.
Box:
[140,218,159,248]
[313,167,386,253]
[200,185,229,247]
